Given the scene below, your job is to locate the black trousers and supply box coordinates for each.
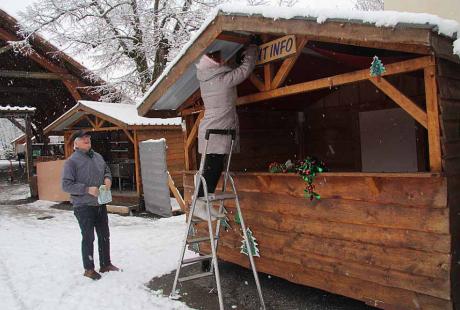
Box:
[74,205,111,270]
[198,154,226,197]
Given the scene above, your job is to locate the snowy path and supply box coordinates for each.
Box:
[0,191,196,310]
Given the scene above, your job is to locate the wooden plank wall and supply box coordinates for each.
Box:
[437,57,460,308]
[183,172,452,309]
[137,128,185,189]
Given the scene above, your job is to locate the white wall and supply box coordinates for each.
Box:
[385,0,460,23]
[359,108,418,172]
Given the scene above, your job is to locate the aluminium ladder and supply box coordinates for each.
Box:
[170,129,266,310]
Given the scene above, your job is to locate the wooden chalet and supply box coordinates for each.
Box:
[0,9,106,144]
[42,101,184,206]
[137,8,460,310]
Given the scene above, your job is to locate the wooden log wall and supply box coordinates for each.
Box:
[137,128,185,189]
[437,57,460,309]
[183,172,452,309]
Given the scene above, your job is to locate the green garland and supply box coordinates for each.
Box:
[268,157,326,201]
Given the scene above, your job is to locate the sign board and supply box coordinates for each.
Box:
[256,35,297,65]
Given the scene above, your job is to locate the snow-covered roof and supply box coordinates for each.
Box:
[77,101,181,126]
[43,101,181,135]
[137,4,460,113]
[0,106,36,113]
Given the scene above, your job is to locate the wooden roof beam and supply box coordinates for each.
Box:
[0,29,94,101]
[0,70,76,80]
[237,56,434,106]
[217,31,248,44]
[221,15,433,55]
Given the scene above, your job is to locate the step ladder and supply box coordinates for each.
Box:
[170,129,266,310]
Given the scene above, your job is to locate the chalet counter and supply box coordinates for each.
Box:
[183,171,458,309]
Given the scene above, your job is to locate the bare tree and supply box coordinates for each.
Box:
[355,0,384,11]
[18,0,217,101]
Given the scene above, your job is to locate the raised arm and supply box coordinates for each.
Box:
[221,44,257,87]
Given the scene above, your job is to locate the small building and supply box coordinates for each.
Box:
[41,101,184,206]
[137,6,460,310]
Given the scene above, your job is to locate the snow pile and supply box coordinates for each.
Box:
[139,4,460,108]
[0,198,195,310]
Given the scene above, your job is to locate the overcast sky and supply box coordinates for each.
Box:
[0,0,35,18]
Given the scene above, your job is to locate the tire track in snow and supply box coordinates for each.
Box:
[0,255,29,310]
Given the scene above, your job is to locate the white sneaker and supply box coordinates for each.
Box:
[192,200,225,221]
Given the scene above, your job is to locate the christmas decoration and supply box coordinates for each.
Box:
[370,56,386,77]
[240,228,260,257]
[267,157,326,201]
[296,157,326,201]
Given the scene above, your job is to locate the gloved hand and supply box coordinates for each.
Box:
[248,34,262,46]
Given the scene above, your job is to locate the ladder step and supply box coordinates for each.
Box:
[182,254,212,265]
[187,236,218,244]
[198,192,236,202]
[178,271,214,283]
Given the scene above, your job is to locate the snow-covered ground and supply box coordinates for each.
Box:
[0,185,196,310]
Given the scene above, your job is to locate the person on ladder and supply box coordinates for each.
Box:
[193,36,260,220]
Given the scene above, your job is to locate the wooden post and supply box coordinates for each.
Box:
[168,172,186,211]
[25,114,34,196]
[133,130,141,196]
[185,112,204,170]
[424,64,442,172]
[64,131,73,158]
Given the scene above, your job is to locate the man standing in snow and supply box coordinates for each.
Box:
[193,36,259,219]
[62,130,119,280]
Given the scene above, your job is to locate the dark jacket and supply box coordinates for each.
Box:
[62,149,111,207]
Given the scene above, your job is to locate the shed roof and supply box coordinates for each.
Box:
[0,106,35,113]
[43,101,182,135]
[137,5,460,115]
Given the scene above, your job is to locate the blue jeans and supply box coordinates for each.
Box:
[74,205,111,270]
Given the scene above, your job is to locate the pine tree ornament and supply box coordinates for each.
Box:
[370,56,386,79]
[240,228,260,257]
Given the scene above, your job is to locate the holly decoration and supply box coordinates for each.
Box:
[370,56,386,77]
[240,228,260,257]
[268,157,326,201]
[297,157,326,201]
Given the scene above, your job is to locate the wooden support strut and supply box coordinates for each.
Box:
[271,36,308,89]
[133,131,141,195]
[369,77,428,128]
[237,56,434,106]
[424,64,442,172]
[84,115,97,129]
[168,172,186,211]
[185,111,204,170]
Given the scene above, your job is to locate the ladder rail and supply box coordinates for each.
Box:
[171,136,210,298]
[229,174,266,310]
[170,174,208,297]
[170,129,266,310]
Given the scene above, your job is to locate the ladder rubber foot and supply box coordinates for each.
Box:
[178,271,213,283]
